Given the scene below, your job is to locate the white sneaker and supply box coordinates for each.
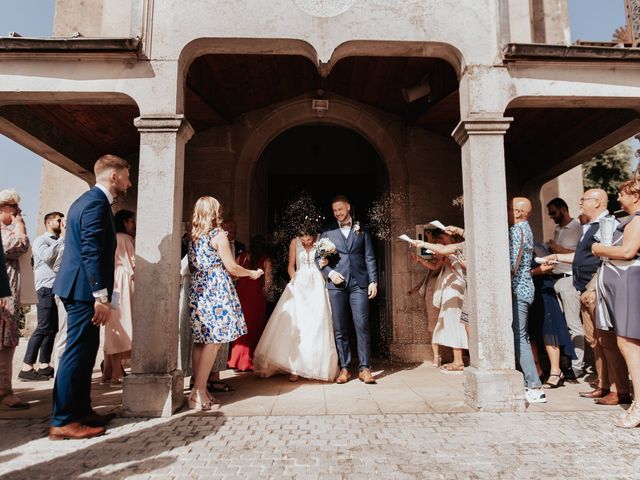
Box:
[525,388,547,404]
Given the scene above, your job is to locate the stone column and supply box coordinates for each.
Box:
[123,114,194,417]
[452,116,525,412]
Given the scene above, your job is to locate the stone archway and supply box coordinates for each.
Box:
[230,96,414,360]
[231,96,407,227]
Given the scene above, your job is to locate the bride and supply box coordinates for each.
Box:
[254,226,339,382]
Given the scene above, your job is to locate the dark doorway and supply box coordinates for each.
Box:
[252,124,391,357]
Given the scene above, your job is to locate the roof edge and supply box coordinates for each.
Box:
[503,43,640,62]
[0,37,141,53]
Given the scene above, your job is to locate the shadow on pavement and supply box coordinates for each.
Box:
[0,413,226,480]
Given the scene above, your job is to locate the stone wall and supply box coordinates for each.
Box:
[37,160,90,236]
[53,0,140,38]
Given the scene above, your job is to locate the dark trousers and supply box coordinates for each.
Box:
[23,287,59,365]
[328,281,370,370]
[51,299,99,427]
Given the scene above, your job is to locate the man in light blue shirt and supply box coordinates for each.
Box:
[19,212,65,381]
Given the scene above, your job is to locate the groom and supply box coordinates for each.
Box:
[319,195,378,384]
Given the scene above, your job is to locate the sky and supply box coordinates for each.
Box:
[0,0,638,235]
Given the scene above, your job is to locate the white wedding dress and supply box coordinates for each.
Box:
[254,238,339,381]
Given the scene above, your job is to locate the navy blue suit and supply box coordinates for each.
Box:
[319,221,377,370]
[51,186,116,426]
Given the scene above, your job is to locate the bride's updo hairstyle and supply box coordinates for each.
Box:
[298,220,319,238]
[191,196,222,242]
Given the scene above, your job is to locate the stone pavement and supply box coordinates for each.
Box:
[1,411,640,479]
[2,339,640,478]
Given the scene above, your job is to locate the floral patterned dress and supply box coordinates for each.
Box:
[0,224,30,349]
[188,228,247,344]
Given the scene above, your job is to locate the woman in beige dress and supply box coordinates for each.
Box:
[411,227,467,373]
[0,189,30,409]
[102,210,135,385]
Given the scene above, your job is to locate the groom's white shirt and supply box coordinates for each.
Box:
[340,216,352,238]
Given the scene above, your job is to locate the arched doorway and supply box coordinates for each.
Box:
[251,124,392,357]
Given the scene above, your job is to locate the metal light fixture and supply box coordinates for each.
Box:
[402,75,431,103]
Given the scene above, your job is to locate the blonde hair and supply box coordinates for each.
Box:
[0,188,20,205]
[190,196,222,242]
[94,154,130,178]
[619,177,640,197]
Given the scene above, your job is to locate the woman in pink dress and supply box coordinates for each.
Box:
[102,210,135,386]
[228,235,272,371]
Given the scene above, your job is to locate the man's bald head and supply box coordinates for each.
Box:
[508,197,532,225]
[580,188,608,221]
[512,197,532,214]
[586,189,607,203]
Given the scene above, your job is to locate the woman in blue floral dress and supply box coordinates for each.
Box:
[188,196,264,410]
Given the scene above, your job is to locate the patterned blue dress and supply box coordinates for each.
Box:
[188,228,247,344]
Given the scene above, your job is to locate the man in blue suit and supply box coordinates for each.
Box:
[49,155,131,440]
[319,195,378,384]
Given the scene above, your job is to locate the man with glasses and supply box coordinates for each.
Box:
[544,189,629,404]
[19,212,65,382]
[546,197,586,382]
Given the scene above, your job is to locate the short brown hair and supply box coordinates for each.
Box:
[94,154,130,177]
[44,211,64,225]
[331,194,349,204]
[619,177,640,197]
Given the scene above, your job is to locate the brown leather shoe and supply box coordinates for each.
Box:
[358,368,376,384]
[579,388,609,399]
[336,368,351,384]
[81,411,117,427]
[594,392,633,406]
[49,422,106,440]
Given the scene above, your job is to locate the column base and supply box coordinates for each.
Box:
[122,370,184,417]
[463,366,526,412]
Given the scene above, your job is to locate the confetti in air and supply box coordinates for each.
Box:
[267,191,326,300]
[366,191,408,240]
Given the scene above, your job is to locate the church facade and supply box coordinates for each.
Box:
[1,0,639,415]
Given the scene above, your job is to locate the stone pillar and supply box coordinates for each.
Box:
[452,116,525,412]
[123,114,194,417]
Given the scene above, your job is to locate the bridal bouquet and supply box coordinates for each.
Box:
[315,238,337,258]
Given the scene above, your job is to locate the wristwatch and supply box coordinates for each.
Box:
[97,295,109,304]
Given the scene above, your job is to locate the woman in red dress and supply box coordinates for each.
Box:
[228,235,271,371]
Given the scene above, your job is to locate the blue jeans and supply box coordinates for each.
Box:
[512,295,541,389]
[23,287,59,365]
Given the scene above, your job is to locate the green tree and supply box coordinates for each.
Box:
[582,142,633,213]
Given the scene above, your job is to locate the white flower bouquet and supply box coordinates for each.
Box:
[315,238,337,258]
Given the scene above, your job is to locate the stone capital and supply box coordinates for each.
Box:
[134,114,195,142]
[452,116,513,146]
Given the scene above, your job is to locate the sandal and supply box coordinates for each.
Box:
[207,380,233,393]
[439,363,464,374]
[430,355,441,368]
[543,373,564,389]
